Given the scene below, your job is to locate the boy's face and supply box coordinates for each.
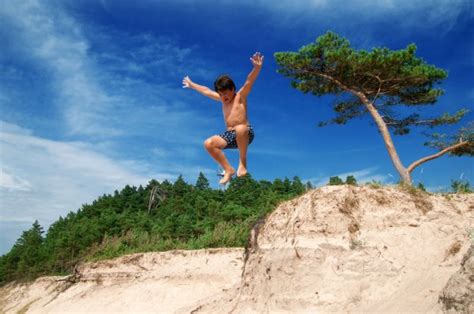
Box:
[218,88,235,104]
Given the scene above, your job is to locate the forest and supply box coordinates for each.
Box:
[0,173,309,285]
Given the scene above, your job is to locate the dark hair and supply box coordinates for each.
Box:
[214,74,236,92]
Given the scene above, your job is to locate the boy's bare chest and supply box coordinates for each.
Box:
[222,101,246,117]
[221,99,248,127]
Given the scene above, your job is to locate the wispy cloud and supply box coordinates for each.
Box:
[0,0,226,194]
[0,169,32,192]
[0,121,158,218]
[306,166,391,187]
[92,31,216,81]
[1,0,118,137]
[0,0,218,141]
[247,0,472,32]
[0,121,172,252]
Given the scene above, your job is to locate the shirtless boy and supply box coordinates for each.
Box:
[182,52,264,184]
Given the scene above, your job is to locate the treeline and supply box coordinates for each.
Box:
[0,174,310,285]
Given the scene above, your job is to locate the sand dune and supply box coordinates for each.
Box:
[1,185,472,313]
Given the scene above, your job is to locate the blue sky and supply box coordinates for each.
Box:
[0,0,473,254]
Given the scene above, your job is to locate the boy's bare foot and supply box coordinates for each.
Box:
[219,168,235,184]
[237,166,248,177]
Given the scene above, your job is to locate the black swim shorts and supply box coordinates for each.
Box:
[218,125,255,149]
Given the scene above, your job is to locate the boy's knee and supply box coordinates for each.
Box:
[204,138,213,150]
[204,138,221,150]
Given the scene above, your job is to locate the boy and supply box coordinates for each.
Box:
[182,52,264,184]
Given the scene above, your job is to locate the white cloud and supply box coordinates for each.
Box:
[1,0,117,137]
[0,120,33,136]
[0,168,32,192]
[247,0,471,32]
[306,166,391,187]
[0,121,176,253]
[0,1,217,140]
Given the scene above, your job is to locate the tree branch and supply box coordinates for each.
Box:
[407,141,469,174]
[371,80,383,106]
[310,71,362,97]
[384,118,435,126]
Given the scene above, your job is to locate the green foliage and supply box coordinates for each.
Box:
[328,175,357,186]
[399,182,429,198]
[0,221,45,283]
[328,176,344,185]
[417,182,426,192]
[425,121,474,156]
[369,180,383,188]
[275,31,472,186]
[275,32,447,113]
[0,174,307,285]
[195,172,210,190]
[274,31,470,136]
[451,180,472,193]
[345,175,358,186]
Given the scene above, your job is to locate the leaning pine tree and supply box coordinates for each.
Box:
[275,32,473,186]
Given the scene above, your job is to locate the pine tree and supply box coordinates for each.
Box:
[195,172,210,190]
[275,32,473,186]
[173,175,189,197]
[10,221,44,281]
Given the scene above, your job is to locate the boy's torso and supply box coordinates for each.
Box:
[222,92,249,130]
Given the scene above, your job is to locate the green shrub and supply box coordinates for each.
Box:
[328,176,344,185]
[451,180,472,193]
[346,175,358,186]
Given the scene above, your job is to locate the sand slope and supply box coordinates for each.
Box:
[1,185,473,313]
[0,249,244,313]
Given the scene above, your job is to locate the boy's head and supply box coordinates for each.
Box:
[214,74,236,104]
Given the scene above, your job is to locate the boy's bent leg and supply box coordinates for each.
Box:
[234,125,249,177]
[204,136,235,184]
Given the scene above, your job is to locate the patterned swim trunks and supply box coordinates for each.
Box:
[218,125,255,149]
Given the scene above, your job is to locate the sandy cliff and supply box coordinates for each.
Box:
[1,185,473,313]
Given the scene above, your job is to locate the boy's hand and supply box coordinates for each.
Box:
[182,75,193,88]
[250,52,264,68]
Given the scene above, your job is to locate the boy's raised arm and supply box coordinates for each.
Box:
[239,52,264,98]
[182,75,220,101]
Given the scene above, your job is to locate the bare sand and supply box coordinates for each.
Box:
[1,185,472,313]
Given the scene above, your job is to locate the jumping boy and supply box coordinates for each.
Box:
[182,52,264,184]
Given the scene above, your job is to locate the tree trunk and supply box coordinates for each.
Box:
[358,95,412,185]
[400,169,412,186]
